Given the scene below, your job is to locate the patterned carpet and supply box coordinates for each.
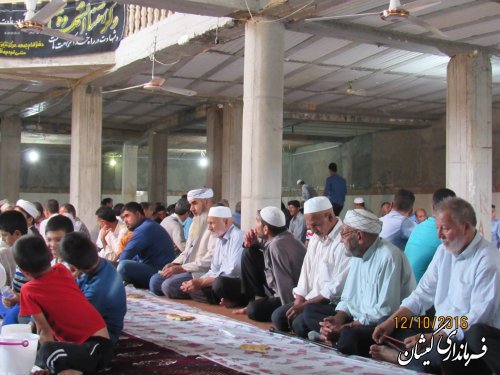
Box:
[100,333,244,375]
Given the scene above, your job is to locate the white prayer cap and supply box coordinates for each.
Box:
[353,197,365,204]
[260,206,286,227]
[208,206,232,218]
[187,188,214,201]
[16,199,39,218]
[344,209,382,234]
[297,179,304,185]
[304,196,332,214]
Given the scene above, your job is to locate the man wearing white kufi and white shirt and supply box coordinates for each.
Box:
[318,208,415,357]
[149,188,216,298]
[271,196,351,338]
[15,199,42,238]
[180,206,246,306]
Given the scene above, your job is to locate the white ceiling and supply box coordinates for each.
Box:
[1,0,500,153]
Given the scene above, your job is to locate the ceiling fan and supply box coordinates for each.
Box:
[102,51,197,97]
[0,0,84,42]
[333,82,367,96]
[305,0,446,38]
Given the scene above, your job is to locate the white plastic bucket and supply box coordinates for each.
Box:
[0,333,39,375]
[0,324,32,336]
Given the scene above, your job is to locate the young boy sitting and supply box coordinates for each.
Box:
[0,210,29,324]
[45,214,74,266]
[13,235,112,375]
[59,232,127,344]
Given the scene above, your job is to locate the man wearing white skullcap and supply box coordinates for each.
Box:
[318,208,416,358]
[149,188,215,298]
[272,196,351,338]
[15,199,42,238]
[233,206,306,323]
[180,206,247,306]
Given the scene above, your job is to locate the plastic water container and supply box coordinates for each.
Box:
[0,324,32,336]
[0,333,39,375]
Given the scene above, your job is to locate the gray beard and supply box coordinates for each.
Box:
[188,211,208,242]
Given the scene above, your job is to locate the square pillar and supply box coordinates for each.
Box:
[122,143,138,203]
[0,116,21,202]
[447,51,492,238]
[148,131,168,204]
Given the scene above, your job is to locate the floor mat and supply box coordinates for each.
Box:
[100,333,245,375]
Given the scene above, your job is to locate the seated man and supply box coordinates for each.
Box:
[371,197,500,374]
[95,206,128,262]
[160,198,190,255]
[287,200,306,243]
[319,209,416,357]
[180,206,246,306]
[118,202,176,288]
[14,236,112,374]
[149,188,215,298]
[236,206,306,322]
[60,232,127,345]
[272,197,350,338]
[379,189,416,250]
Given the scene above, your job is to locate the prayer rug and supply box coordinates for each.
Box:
[123,287,419,375]
[100,332,244,374]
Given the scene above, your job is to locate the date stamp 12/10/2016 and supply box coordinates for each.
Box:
[394,316,469,331]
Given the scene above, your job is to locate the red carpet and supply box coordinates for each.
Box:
[100,333,245,374]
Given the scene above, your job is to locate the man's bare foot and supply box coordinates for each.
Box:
[369,344,400,364]
[232,307,247,315]
[59,370,83,375]
[219,298,239,308]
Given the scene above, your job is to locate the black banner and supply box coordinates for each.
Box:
[0,0,126,58]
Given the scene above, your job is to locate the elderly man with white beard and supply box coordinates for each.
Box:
[149,188,215,298]
[371,197,500,374]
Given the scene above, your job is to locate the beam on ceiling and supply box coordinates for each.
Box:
[286,19,500,58]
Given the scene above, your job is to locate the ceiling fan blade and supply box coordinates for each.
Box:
[405,0,441,13]
[305,12,380,22]
[407,15,447,38]
[39,26,84,42]
[0,22,16,26]
[102,84,145,94]
[160,86,197,96]
[29,0,67,24]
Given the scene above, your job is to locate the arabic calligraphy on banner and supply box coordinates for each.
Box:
[0,0,125,58]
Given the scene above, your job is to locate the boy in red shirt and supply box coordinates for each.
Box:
[13,235,112,375]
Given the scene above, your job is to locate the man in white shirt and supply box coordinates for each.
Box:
[271,196,351,338]
[149,188,215,298]
[180,206,246,306]
[371,197,500,374]
[379,189,416,250]
[319,209,415,356]
[160,198,190,255]
[38,199,59,240]
[287,200,306,243]
[95,206,128,262]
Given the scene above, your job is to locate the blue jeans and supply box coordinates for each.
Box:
[149,272,192,298]
[117,260,158,289]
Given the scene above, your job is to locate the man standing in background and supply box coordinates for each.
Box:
[323,163,347,216]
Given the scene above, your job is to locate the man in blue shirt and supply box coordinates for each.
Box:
[323,162,347,216]
[379,189,416,250]
[404,188,456,282]
[60,232,126,345]
[118,202,175,288]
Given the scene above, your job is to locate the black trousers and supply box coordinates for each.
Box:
[240,246,282,322]
[332,203,343,217]
[190,276,248,307]
[37,336,113,374]
[302,301,337,333]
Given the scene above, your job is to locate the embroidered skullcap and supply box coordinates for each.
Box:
[344,209,382,234]
[208,206,232,218]
[260,206,286,227]
[353,197,365,204]
[16,199,39,218]
[297,179,304,185]
[187,188,214,201]
[304,196,332,214]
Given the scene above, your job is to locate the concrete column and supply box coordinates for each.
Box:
[70,85,102,230]
[446,51,492,239]
[122,143,138,203]
[206,105,223,202]
[221,102,243,210]
[148,131,168,204]
[241,18,285,230]
[0,116,21,202]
